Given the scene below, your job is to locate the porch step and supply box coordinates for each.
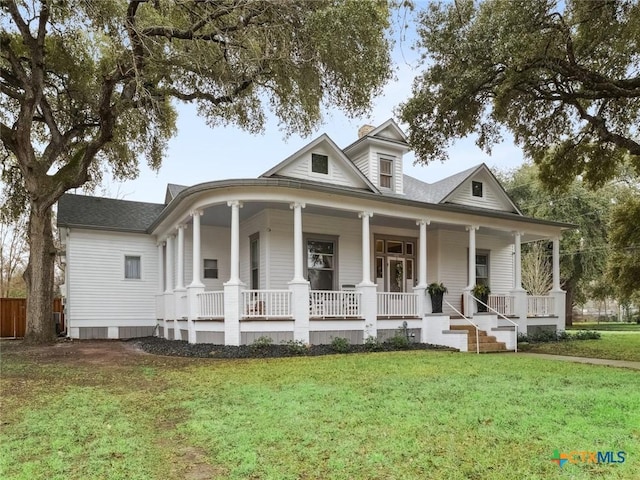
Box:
[449,325,509,353]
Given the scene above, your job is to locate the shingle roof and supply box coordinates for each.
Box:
[57,194,165,232]
[402,165,481,204]
[165,183,188,203]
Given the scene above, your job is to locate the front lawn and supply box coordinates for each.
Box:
[568,322,640,332]
[1,343,639,479]
[521,332,640,362]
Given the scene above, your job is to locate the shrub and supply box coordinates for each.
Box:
[330,337,351,353]
[572,330,601,340]
[250,336,273,354]
[363,335,383,352]
[281,339,308,355]
[386,334,409,349]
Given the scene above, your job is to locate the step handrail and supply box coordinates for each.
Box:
[444,299,480,354]
[471,295,519,352]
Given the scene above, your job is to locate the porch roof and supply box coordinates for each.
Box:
[148,176,575,233]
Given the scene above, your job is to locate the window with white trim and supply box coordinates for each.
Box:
[379,155,394,189]
[124,255,141,279]
[250,233,259,289]
[472,180,483,197]
[311,153,329,174]
[204,259,218,279]
[305,235,338,290]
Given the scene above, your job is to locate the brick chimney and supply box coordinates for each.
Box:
[358,124,376,138]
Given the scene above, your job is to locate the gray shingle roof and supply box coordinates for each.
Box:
[57,194,165,232]
[402,165,481,204]
[165,183,188,204]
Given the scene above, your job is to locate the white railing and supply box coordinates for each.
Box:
[242,290,293,318]
[528,296,555,316]
[445,299,480,354]
[198,291,224,318]
[310,290,361,318]
[472,295,518,353]
[155,294,165,319]
[377,292,420,317]
[488,294,515,316]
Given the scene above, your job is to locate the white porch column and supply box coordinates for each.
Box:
[417,219,429,288]
[552,237,561,291]
[174,225,187,340]
[510,231,527,321]
[187,210,205,344]
[551,236,566,331]
[224,201,244,346]
[289,202,309,343]
[358,211,374,286]
[163,234,175,339]
[227,200,243,285]
[290,202,306,283]
[464,225,478,315]
[357,211,377,340]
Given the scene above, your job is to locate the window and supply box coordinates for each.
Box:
[311,153,329,174]
[475,253,489,285]
[472,180,483,197]
[379,156,393,189]
[386,241,403,254]
[250,234,259,289]
[306,237,337,290]
[204,259,218,279]
[124,256,141,279]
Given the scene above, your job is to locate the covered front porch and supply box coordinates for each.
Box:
[152,189,566,349]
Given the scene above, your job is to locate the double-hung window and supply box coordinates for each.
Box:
[379,155,394,189]
[125,255,141,279]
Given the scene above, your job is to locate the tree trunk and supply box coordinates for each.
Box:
[23,204,56,343]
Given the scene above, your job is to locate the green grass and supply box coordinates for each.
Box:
[2,349,640,479]
[568,322,640,332]
[522,332,640,362]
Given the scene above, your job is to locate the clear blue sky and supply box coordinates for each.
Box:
[97,7,526,204]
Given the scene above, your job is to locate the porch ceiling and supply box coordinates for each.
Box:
[198,202,552,241]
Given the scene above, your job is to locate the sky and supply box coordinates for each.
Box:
[97,7,527,205]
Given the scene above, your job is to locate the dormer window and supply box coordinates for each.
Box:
[379,155,394,189]
[311,153,329,174]
[472,181,483,197]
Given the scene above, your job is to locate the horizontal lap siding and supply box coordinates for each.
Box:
[267,209,363,288]
[182,225,230,291]
[68,230,157,324]
[240,211,266,287]
[448,171,512,212]
[279,144,362,188]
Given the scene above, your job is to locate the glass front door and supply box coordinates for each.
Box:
[387,257,405,292]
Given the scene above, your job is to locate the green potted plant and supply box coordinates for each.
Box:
[472,284,491,312]
[427,282,448,313]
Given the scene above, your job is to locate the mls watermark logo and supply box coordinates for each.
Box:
[551,449,626,467]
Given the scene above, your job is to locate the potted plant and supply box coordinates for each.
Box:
[472,284,491,312]
[427,282,448,313]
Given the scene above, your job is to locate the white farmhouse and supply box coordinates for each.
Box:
[57,120,571,351]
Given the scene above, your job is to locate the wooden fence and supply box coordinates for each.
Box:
[0,298,64,338]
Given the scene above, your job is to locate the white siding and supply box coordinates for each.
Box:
[447,170,514,212]
[351,151,369,178]
[355,145,405,194]
[265,209,362,288]
[432,229,514,314]
[278,144,368,189]
[182,224,230,290]
[239,210,267,287]
[67,229,157,325]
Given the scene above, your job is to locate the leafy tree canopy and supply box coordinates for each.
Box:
[607,191,640,299]
[400,0,640,190]
[0,0,393,342]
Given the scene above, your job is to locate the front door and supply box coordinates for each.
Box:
[387,257,405,293]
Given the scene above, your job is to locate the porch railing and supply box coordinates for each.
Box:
[527,296,555,316]
[488,294,515,316]
[242,290,293,318]
[377,292,419,317]
[310,290,361,318]
[198,291,224,318]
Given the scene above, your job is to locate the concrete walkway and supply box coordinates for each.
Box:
[511,352,640,370]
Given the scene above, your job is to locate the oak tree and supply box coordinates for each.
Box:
[400,0,640,190]
[1,0,392,342]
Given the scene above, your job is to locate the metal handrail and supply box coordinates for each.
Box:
[444,299,480,354]
[471,295,519,353]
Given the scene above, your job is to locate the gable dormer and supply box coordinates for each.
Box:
[441,164,521,214]
[343,119,410,194]
[261,134,377,192]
